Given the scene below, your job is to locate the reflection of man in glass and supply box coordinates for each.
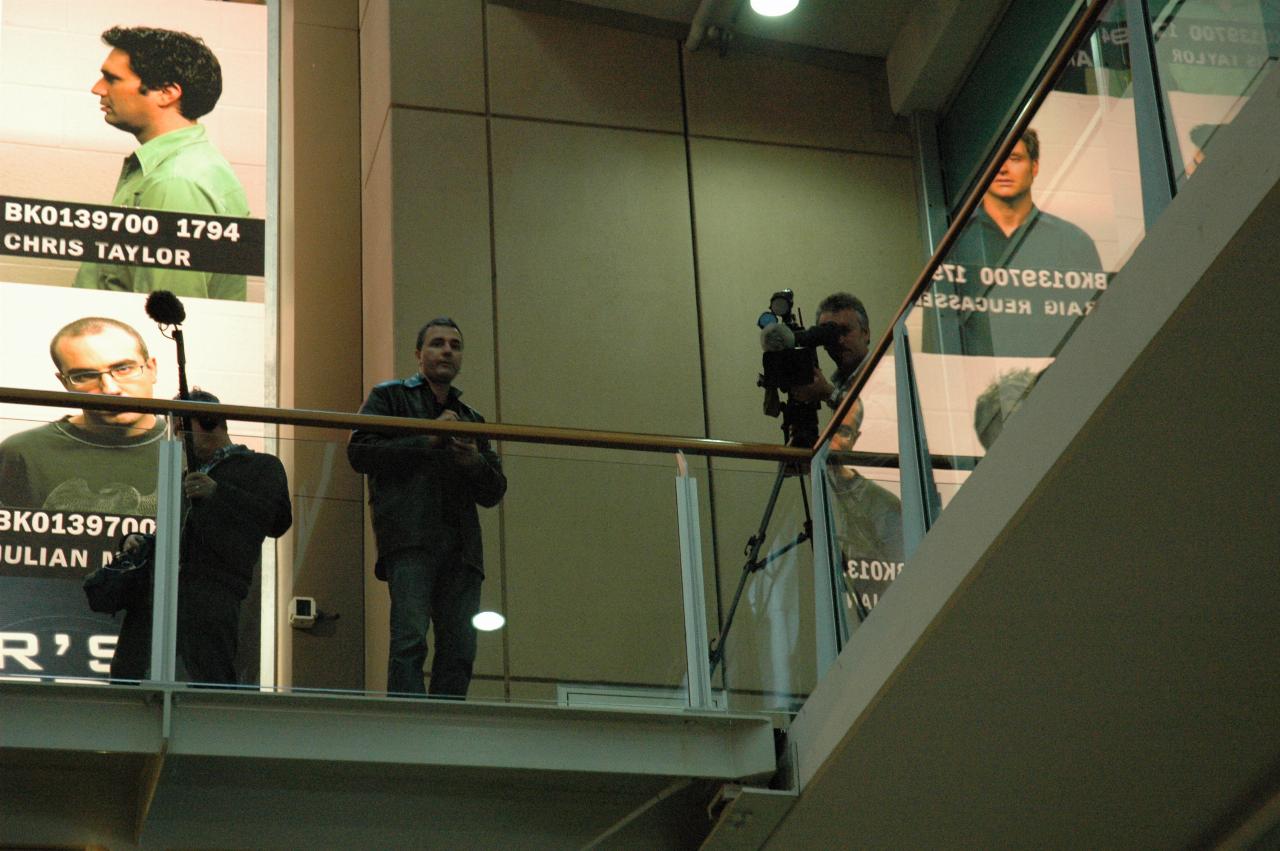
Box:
[0,318,165,512]
[827,399,903,616]
[974,367,1040,451]
[74,27,249,301]
[922,129,1104,357]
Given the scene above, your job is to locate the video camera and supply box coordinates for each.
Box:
[756,289,845,447]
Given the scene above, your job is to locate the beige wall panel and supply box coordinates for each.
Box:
[500,452,688,686]
[363,496,388,691]
[707,462,816,705]
[359,0,391,186]
[287,493,367,690]
[291,23,363,415]
[389,0,485,114]
[684,49,908,155]
[288,20,364,691]
[295,0,359,29]
[486,5,683,132]
[690,138,921,444]
[389,108,496,411]
[286,435,366,502]
[491,118,703,436]
[362,115,396,391]
[468,677,509,701]
[507,680,560,704]
[359,109,390,685]
[474,507,506,678]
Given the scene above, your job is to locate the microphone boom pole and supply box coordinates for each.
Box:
[144,290,198,469]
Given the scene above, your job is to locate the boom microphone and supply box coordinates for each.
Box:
[145,290,186,326]
[143,290,197,467]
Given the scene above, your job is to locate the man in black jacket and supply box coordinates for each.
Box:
[109,390,293,682]
[348,317,506,698]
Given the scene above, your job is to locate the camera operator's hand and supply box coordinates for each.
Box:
[789,368,834,404]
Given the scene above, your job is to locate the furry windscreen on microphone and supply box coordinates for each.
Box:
[760,322,796,352]
[144,290,186,325]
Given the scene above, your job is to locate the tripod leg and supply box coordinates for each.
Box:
[709,463,816,679]
[709,463,789,678]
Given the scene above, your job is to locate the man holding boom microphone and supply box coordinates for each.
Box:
[105,389,293,682]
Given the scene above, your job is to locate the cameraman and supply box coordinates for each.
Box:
[794,293,904,617]
[790,293,871,410]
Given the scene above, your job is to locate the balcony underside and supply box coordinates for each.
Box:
[1,681,776,848]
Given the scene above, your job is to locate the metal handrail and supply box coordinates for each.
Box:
[2,5,1110,466]
[814,0,1112,450]
[0,386,809,463]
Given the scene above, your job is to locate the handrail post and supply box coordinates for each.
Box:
[1125,0,1177,226]
[675,457,714,710]
[893,320,941,558]
[811,443,846,674]
[147,439,184,685]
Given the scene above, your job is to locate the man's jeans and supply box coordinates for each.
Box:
[383,545,482,697]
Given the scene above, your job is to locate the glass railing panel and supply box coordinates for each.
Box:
[490,446,691,709]
[822,343,907,625]
[269,427,366,695]
[907,0,1144,476]
[171,421,364,694]
[0,409,166,685]
[1149,0,1280,185]
[699,458,815,714]
[197,430,698,708]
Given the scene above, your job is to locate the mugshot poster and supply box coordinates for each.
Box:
[905,65,1145,461]
[0,0,270,681]
[0,0,268,302]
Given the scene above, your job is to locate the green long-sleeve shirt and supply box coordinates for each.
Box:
[74,124,250,301]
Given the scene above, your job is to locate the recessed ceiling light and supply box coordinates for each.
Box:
[751,0,800,17]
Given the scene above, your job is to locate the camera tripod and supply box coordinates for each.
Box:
[707,454,814,680]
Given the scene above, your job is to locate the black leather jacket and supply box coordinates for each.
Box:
[182,448,293,597]
[347,375,506,579]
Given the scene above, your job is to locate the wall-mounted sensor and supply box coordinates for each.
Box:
[289,596,317,629]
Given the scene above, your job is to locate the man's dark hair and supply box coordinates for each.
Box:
[1022,128,1040,163]
[102,26,222,120]
[415,317,463,350]
[184,388,225,431]
[817,292,869,333]
[50,317,150,371]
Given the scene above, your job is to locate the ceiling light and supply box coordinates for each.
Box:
[472,610,506,631]
[751,0,799,17]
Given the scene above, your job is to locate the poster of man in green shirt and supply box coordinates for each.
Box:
[73,26,250,301]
